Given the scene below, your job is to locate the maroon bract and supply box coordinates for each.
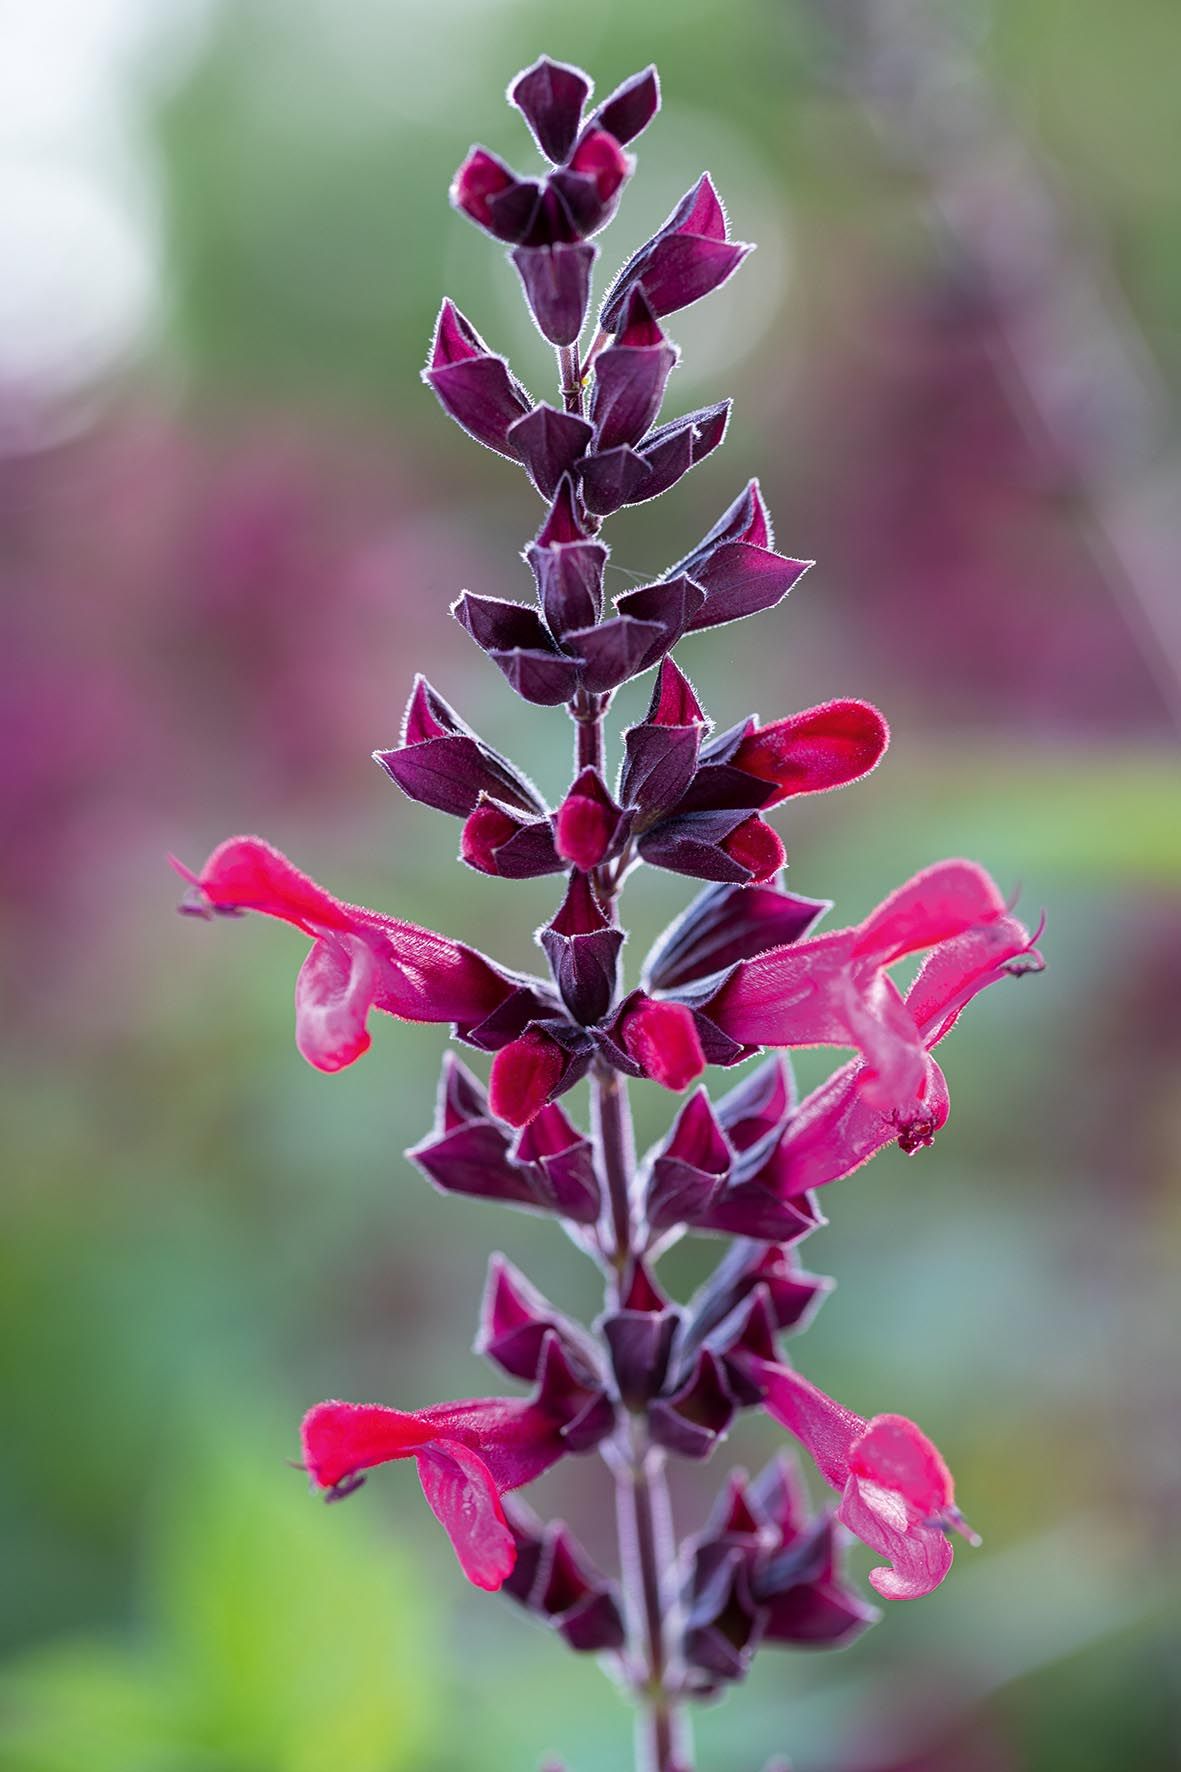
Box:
[600,173,753,330]
[177,53,1043,1772]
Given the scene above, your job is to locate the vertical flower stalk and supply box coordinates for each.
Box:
[177,53,1044,1772]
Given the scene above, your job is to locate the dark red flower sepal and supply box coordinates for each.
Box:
[376,675,546,821]
[508,404,595,501]
[600,173,752,330]
[539,871,625,1026]
[502,1500,626,1653]
[477,1253,604,1386]
[423,300,532,456]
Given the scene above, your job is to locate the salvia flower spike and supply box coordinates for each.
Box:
[177,52,1043,1772]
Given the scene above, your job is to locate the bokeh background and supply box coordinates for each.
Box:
[2,1,1179,1768]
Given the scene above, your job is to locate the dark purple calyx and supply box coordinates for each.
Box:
[588,287,678,453]
[512,242,598,346]
[643,1088,732,1234]
[510,57,592,164]
[423,300,533,456]
[376,674,545,820]
[620,656,709,821]
[477,1252,603,1385]
[642,882,830,993]
[454,592,582,706]
[503,1500,626,1653]
[600,173,752,331]
[539,870,624,1026]
[524,477,607,638]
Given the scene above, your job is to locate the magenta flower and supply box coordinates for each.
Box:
[618,996,708,1092]
[488,1026,570,1128]
[171,836,516,1071]
[698,860,1041,1122]
[739,1358,978,1600]
[302,1333,613,1590]
[766,906,1047,1193]
[730,699,889,805]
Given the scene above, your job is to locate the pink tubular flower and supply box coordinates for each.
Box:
[701,860,1041,1117]
[488,1026,567,1127]
[301,1336,613,1591]
[743,1358,977,1600]
[731,699,889,806]
[770,907,1046,1189]
[172,836,513,1071]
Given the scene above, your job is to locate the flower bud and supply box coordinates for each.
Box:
[719,816,785,883]
[553,767,625,869]
[488,1027,568,1127]
[619,997,706,1092]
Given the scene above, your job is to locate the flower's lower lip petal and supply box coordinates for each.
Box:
[415,1442,517,1591]
[295,937,378,1072]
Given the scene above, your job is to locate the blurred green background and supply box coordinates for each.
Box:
[2,1,1179,1768]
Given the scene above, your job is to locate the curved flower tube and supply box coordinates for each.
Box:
[302,1335,613,1590]
[172,836,514,1071]
[761,905,1046,1191]
[700,860,1040,1116]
